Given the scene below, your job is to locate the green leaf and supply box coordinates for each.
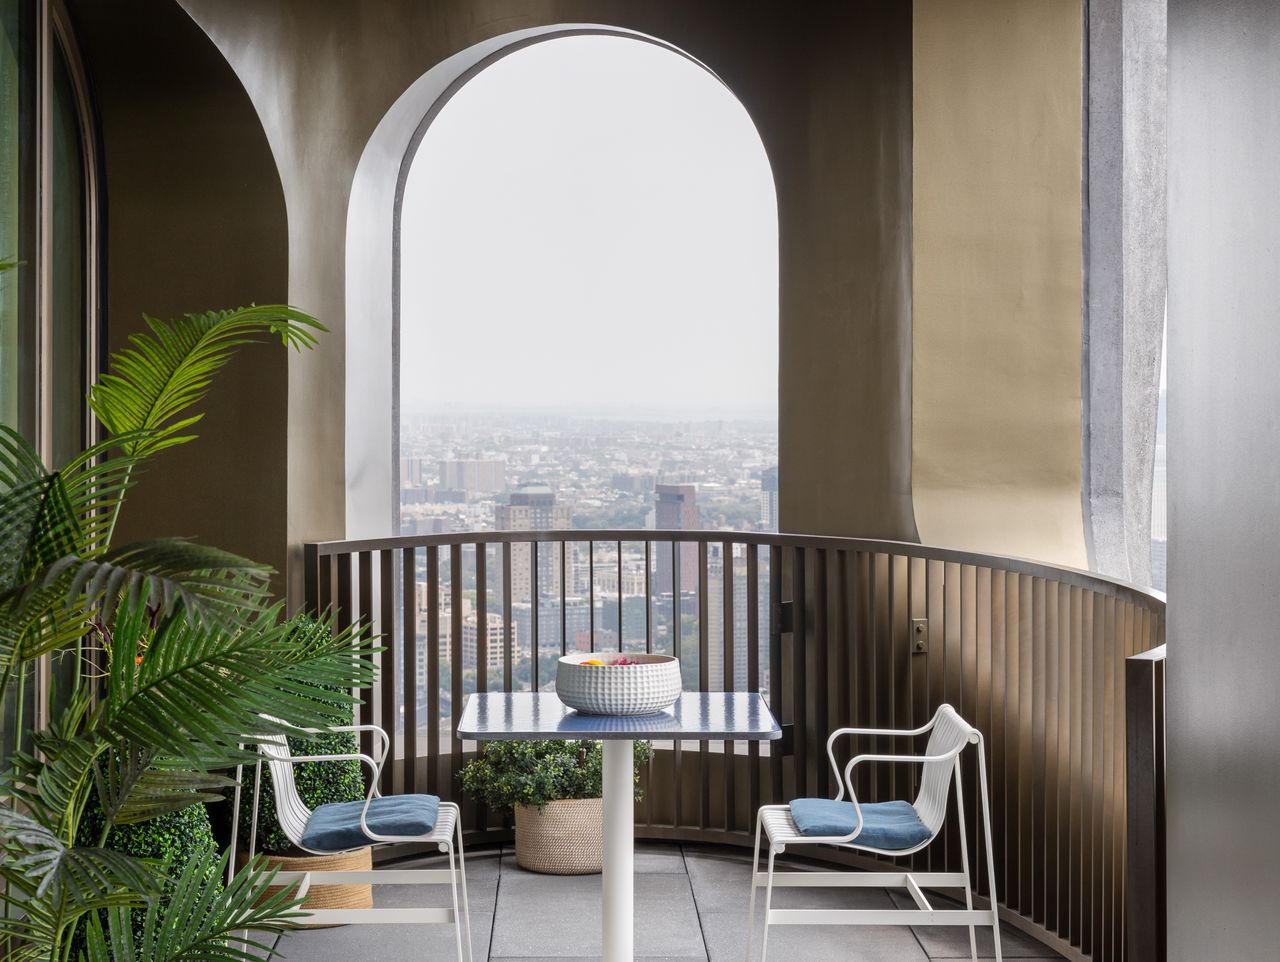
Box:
[21,538,272,630]
[88,306,324,460]
[102,602,376,768]
[84,851,305,962]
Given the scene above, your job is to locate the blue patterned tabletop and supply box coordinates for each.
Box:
[456,692,782,741]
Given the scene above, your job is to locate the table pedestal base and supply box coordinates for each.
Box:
[602,739,634,962]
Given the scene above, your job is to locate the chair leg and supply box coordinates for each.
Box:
[745,811,763,962]
[954,761,978,962]
[760,847,777,962]
[446,843,464,962]
[455,816,473,962]
[977,744,1003,962]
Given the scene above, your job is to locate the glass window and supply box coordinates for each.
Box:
[50,34,86,465]
[1,0,22,431]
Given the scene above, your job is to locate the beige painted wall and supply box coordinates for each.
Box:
[911,0,1088,568]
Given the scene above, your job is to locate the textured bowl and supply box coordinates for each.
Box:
[555,652,682,716]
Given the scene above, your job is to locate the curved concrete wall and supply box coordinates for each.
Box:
[79,0,1132,601]
[175,0,919,597]
[69,0,291,591]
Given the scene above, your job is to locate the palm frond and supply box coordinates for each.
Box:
[0,807,159,902]
[0,427,84,591]
[93,747,236,826]
[88,306,323,460]
[18,538,272,629]
[83,852,305,962]
[102,603,375,768]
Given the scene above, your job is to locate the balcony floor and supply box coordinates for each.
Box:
[271,842,1064,962]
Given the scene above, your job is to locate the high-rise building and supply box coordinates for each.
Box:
[655,483,700,593]
[496,485,573,601]
[761,465,779,531]
[461,611,515,672]
[438,458,507,495]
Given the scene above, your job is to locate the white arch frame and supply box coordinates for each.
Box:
[344,24,770,537]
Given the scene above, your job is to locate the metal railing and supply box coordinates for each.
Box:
[1125,644,1167,962]
[303,530,1166,962]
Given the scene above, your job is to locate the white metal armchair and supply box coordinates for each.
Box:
[229,719,472,962]
[746,704,1001,962]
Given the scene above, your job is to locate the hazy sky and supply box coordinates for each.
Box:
[399,36,778,419]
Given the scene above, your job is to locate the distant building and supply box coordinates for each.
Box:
[511,596,599,656]
[760,465,779,531]
[461,611,515,671]
[438,459,506,495]
[599,593,650,646]
[655,483,700,593]
[611,472,656,493]
[496,485,572,601]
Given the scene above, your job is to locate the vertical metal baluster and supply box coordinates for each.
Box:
[379,550,396,796]
[697,540,709,831]
[402,547,418,796]
[503,542,513,693]
[426,547,441,797]
[768,544,783,804]
[358,552,374,765]
[672,539,682,827]
[450,544,465,824]
[722,540,735,832]
[531,542,540,691]
[747,544,760,819]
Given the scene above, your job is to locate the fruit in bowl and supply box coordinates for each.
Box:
[555,652,682,715]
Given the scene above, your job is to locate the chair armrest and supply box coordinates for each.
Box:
[289,724,391,765]
[825,717,939,800]
[841,747,964,813]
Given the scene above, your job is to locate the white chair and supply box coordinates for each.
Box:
[229,720,472,962]
[746,704,1001,962]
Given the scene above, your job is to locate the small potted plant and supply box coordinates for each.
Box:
[460,739,652,874]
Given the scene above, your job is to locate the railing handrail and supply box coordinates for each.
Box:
[306,528,1167,610]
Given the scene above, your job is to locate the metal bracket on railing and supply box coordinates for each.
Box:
[911,618,929,654]
[776,600,794,634]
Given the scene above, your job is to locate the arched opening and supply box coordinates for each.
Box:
[396,33,778,534]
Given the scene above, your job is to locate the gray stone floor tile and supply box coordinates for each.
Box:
[491,872,704,958]
[885,889,1061,958]
[259,841,1066,961]
[500,841,687,878]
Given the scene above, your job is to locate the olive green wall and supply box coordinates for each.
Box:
[69,0,291,592]
[173,0,918,598]
[911,0,1088,569]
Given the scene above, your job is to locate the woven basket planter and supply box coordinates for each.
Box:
[259,847,373,927]
[514,797,603,874]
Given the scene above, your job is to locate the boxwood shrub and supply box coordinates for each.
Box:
[75,799,220,954]
[460,739,652,812]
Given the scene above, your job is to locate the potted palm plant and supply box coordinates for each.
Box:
[460,739,651,874]
[0,301,376,961]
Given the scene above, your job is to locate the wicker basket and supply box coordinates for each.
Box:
[514,797,603,874]
[259,848,373,927]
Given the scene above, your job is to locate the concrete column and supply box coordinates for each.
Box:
[1167,1,1280,957]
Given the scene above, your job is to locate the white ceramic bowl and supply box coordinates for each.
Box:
[555,652,682,716]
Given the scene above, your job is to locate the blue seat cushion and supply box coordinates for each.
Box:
[789,798,932,851]
[300,794,440,852]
